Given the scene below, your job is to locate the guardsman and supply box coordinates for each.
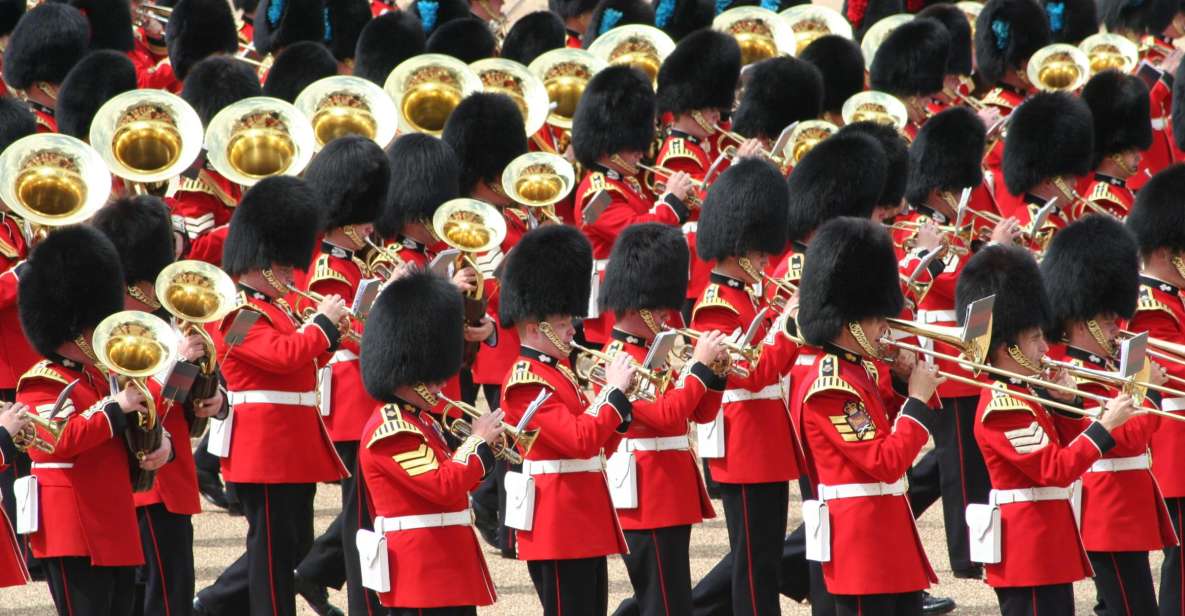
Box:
[352,11,426,86]
[193,177,350,616]
[2,4,90,133]
[573,66,692,343]
[1042,215,1177,616]
[0,402,30,588]
[262,42,339,103]
[1124,163,1185,613]
[66,0,168,92]
[324,0,371,73]
[998,92,1095,249]
[16,226,149,615]
[1043,0,1098,43]
[868,17,952,139]
[0,7,24,98]
[1077,71,1152,219]
[837,122,910,222]
[54,51,138,143]
[959,244,1137,615]
[598,223,727,616]
[91,196,217,616]
[731,56,824,175]
[549,0,598,46]
[292,136,390,616]
[798,35,865,127]
[0,96,38,400]
[498,224,635,616]
[916,3,975,110]
[371,133,458,273]
[357,270,501,615]
[161,0,240,95]
[252,0,325,60]
[795,217,943,615]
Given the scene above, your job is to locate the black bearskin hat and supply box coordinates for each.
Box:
[656,0,712,41]
[352,11,426,86]
[844,0,903,39]
[181,56,263,125]
[0,1,24,38]
[1044,0,1098,44]
[799,35,865,115]
[1099,0,1176,35]
[65,0,134,52]
[798,218,904,346]
[442,92,528,193]
[90,195,175,285]
[905,106,986,204]
[0,95,35,152]
[167,0,239,81]
[656,29,741,115]
[377,133,459,237]
[869,18,951,97]
[956,243,1050,350]
[550,0,598,19]
[361,270,464,398]
[572,66,655,166]
[499,225,593,327]
[262,42,338,103]
[582,0,654,47]
[426,17,497,63]
[1081,70,1151,167]
[3,4,88,89]
[325,0,371,61]
[1041,215,1139,339]
[1128,164,1185,255]
[787,131,887,242]
[222,176,322,275]
[837,121,909,208]
[304,136,390,230]
[254,0,325,55]
[1003,91,1094,195]
[917,3,972,75]
[600,223,689,314]
[55,50,136,140]
[18,225,124,358]
[975,0,1051,86]
[501,11,566,65]
[697,158,790,260]
[732,56,823,140]
[409,0,470,35]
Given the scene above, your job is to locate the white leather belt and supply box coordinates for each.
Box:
[818,480,905,502]
[228,390,318,407]
[522,457,603,475]
[1163,397,1185,412]
[619,435,690,452]
[594,259,609,272]
[795,353,817,366]
[917,309,957,324]
[682,222,698,234]
[1152,117,1167,130]
[32,462,73,469]
[1089,454,1151,473]
[327,349,358,365]
[722,383,782,403]
[374,509,471,532]
[990,486,1070,505]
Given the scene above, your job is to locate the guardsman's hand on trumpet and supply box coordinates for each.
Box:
[691,330,730,366]
[662,171,694,202]
[471,408,507,446]
[735,138,766,161]
[990,216,1024,245]
[605,353,638,393]
[0,402,31,439]
[315,293,349,325]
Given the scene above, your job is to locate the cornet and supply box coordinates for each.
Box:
[637,163,706,205]
[286,286,362,345]
[5,401,65,454]
[569,342,669,402]
[666,327,756,378]
[436,393,540,464]
[716,124,787,167]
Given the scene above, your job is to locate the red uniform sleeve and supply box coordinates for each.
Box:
[803,390,932,482]
[219,310,333,374]
[17,380,126,459]
[367,433,487,507]
[0,267,18,310]
[502,383,626,459]
[980,409,1111,486]
[632,361,723,433]
[308,276,362,355]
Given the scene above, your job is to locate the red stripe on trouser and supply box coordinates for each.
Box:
[1109,552,1131,616]
[954,402,969,508]
[265,486,278,616]
[555,565,563,616]
[146,511,171,616]
[1179,505,1184,616]
[59,559,74,616]
[856,596,862,616]
[741,485,758,613]
[1032,587,1038,616]
[652,530,671,615]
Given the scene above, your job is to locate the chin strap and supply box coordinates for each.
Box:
[1007,344,1042,373]
[1109,153,1137,177]
[690,110,716,135]
[413,383,438,407]
[538,321,572,355]
[343,225,366,249]
[848,322,882,359]
[127,285,161,310]
[738,257,762,284]
[609,154,639,176]
[261,268,291,296]
[75,335,98,364]
[639,309,662,336]
[1086,319,1116,358]
[1172,255,1185,282]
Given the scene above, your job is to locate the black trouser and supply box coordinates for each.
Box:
[134,504,194,616]
[1088,550,1157,616]
[931,395,990,575]
[833,591,922,616]
[996,584,1075,616]
[196,482,316,616]
[1161,497,1185,616]
[612,525,693,616]
[388,608,476,615]
[718,481,789,616]
[193,433,238,506]
[905,448,941,515]
[528,556,610,616]
[43,557,136,616]
[0,435,39,579]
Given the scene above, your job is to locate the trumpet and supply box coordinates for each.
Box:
[436,393,540,464]
[362,236,406,280]
[5,402,65,454]
[716,124,787,166]
[637,163,706,203]
[762,272,798,312]
[570,342,668,402]
[890,219,972,255]
[501,151,575,225]
[666,327,755,378]
[287,286,362,344]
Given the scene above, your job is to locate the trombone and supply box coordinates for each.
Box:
[1119,331,1185,387]
[436,393,540,464]
[1039,355,1185,405]
[4,401,65,454]
[569,342,668,402]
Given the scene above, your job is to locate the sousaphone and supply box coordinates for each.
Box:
[587,24,675,85]
[779,5,853,55]
[842,91,909,131]
[501,151,575,224]
[470,57,551,137]
[432,199,508,366]
[1078,33,1139,75]
[1027,43,1091,92]
[0,133,111,229]
[89,89,203,186]
[861,13,913,66]
[384,53,484,136]
[294,75,398,149]
[204,96,315,187]
[527,48,608,132]
[781,120,839,165]
[713,6,796,65]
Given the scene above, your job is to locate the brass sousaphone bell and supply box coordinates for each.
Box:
[842,91,909,131]
[0,133,111,230]
[528,48,607,133]
[1078,33,1139,75]
[1027,43,1091,92]
[295,75,398,149]
[587,24,676,85]
[501,151,576,225]
[779,5,853,55]
[432,199,508,365]
[782,120,839,165]
[204,96,315,187]
[92,310,180,492]
[89,89,204,189]
[713,6,796,65]
[470,57,551,137]
[861,13,913,66]
[384,54,484,136]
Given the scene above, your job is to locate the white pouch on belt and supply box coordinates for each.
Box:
[697,410,725,459]
[966,503,1001,564]
[355,529,390,593]
[802,499,830,562]
[13,475,37,534]
[206,407,234,458]
[606,451,638,509]
[317,366,332,417]
[503,471,536,531]
[1069,479,1083,528]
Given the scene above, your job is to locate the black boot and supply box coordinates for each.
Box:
[921,591,956,615]
[294,572,345,616]
[196,469,229,510]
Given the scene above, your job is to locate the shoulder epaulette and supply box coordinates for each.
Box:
[1136,286,1178,323]
[367,404,426,448]
[786,254,805,284]
[803,355,863,401]
[658,138,698,165]
[505,360,552,390]
[504,207,530,224]
[692,284,739,318]
[309,254,351,287]
[982,388,1036,420]
[17,360,69,388]
[230,292,273,325]
[579,172,624,204]
[981,88,1017,110]
[1088,182,1122,206]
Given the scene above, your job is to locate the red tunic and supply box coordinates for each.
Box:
[499,348,629,560]
[209,289,349,484]
[17,359,144,566]
[359,402,496,608]
[471,207,530,386]
[981,85,1026,199]
[974,380,1112,587]
[166,164,241,245]
[654,131,713,302]
[0,430,29,587]
[1128,276,1185,497]
[528,126,576,223]
[133,377,201,515]
[0,217,37,391]
[598,330,720,529]
[1130,41,1176,192]
[1072,172,1134,219]
[29,101,56,134]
